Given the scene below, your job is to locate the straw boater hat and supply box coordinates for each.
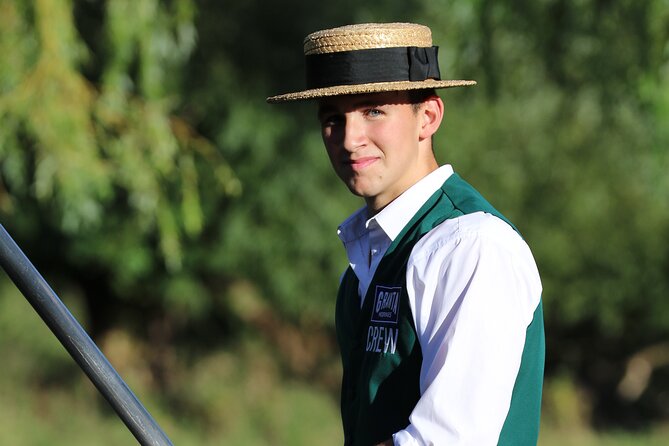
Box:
[266,22,476,103]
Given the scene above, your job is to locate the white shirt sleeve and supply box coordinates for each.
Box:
[393,212,542,445]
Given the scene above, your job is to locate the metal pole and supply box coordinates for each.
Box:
[0,224,173,446]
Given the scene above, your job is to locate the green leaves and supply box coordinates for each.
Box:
[0,0,235,271]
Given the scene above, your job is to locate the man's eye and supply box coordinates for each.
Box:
[365,108,383,117]
[321,115,343,127]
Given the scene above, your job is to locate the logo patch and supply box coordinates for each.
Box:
[371,285,401,325]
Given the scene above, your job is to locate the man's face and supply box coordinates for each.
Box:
[318,91,430,212]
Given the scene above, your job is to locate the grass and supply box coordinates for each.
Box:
[539,426,669,446]
[1,281,667,445]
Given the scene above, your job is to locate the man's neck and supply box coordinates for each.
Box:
[365,161,439,217]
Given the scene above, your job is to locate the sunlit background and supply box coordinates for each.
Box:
[1,0,668,444]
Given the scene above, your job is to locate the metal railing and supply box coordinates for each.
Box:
[0,224,173,446]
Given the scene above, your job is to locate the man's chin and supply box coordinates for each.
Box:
[346,185,374,199]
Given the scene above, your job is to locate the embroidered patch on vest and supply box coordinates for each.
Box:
[371,285,401,325]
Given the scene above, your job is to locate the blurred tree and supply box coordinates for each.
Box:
[0,0,239,341]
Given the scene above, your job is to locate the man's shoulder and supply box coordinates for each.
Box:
[409,211,529,264]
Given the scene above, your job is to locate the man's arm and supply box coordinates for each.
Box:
[393,213,543,445]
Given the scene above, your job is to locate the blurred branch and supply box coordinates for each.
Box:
[617,342,669,401]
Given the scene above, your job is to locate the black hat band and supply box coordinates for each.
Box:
[305,46,441,89]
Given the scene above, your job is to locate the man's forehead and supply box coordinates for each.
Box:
[317,91,412,112]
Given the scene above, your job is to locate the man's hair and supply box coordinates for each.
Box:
[409,88,438,113]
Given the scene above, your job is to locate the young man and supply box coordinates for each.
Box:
[268,23,544,446]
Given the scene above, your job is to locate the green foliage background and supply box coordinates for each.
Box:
[0,0,668,444]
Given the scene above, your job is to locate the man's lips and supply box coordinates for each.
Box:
[345,157,379,170]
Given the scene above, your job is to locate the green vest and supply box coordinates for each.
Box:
[335,173,545,446]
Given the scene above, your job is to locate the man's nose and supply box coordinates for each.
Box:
[342,114,366,152]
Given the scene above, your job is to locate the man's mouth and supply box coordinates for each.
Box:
[346,157,378,170]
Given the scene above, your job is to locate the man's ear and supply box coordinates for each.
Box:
[418,96,444,141]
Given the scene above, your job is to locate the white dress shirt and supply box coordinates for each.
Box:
[337,165,543,445]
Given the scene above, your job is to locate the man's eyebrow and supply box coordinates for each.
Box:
[353,99,386,108]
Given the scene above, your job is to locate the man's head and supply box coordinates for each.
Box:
[267,22,475,212]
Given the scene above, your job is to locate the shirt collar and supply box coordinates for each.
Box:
[337,205,368,244]
[337,164,454,243]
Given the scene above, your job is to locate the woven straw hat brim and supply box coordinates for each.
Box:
[266,78,476,103]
